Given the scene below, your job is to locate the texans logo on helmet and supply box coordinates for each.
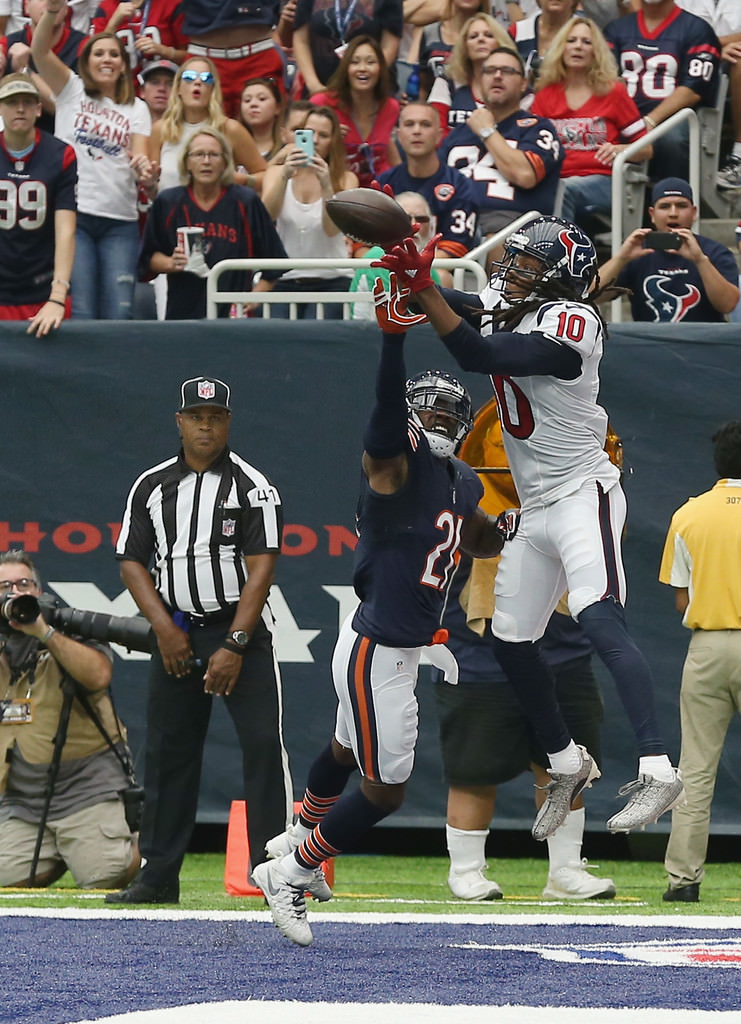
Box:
[558,227,593,280]
[643,276,701,322]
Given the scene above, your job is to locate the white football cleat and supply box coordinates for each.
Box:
[265,822,301,860]
[448,867,503,901]
[606,770,685,833]
[542,859,616,900]
[252,859,313,947]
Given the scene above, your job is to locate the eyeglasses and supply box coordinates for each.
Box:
[0,578,37,596]
[188,150,223,160]
[181,70,215,85]
[481,66,523,77]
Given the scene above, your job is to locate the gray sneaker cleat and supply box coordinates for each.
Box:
[252,858,314,947]
[606,769,685,834]
[531,746,601,842]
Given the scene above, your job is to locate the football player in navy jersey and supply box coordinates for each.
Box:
[0,73,76,335]
[254,286,510,947]
[374,214,684,846]
[599,176,739,322]
[438,47,562,244]
[604,0,721,181]
[379,101,478,261]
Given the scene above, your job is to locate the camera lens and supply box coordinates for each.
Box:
[0,594,40,623]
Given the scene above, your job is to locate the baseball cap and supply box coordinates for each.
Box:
[179,377,231,411]
[651,177,694,204]
[138,59,178,86]
[0,75,41,103]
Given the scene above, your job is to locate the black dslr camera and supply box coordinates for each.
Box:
[0,593,154,653]
[121,784,145,832]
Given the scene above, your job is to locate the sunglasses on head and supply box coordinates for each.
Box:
[182,70,215,84]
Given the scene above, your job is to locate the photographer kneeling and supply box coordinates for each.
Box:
[0,552,141,889]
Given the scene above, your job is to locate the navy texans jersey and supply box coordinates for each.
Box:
[181,0,279,33]
[379,161,478,257]
[428,79,482,135]
[616,235,738,323]
[92,0,188,77]
[352,421,484,648]
[138,184,286,318]
[0,129,77,304]
[438,108,562,214]
[604,7,720,114]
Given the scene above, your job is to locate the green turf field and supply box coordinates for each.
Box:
[1,854,739,916]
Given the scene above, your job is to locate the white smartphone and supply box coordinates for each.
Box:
[293,128,315,162]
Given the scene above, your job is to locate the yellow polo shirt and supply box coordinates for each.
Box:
[659,478,741,630]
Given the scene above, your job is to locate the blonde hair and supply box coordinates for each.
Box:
[446,14,516,87]
[161,57,227,145]
[535,16,618,95]
[179,126,235,186]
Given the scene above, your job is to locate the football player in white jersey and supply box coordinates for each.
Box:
[374,215,685,840]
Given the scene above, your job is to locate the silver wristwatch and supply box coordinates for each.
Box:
[229,630,250,648]
[478,125,497,142]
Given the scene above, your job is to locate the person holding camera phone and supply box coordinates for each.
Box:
[0,552,141,890]
[598,177,740,323]
[261,103,358,318]
[107,376,293,905]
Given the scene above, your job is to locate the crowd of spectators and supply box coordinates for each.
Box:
[0,0,740,324]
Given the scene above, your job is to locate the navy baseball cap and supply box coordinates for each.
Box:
[651,177,694,204]
[179,377,231,411]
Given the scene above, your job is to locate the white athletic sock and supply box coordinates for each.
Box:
[638,754,674,782]
[546,807,585,873]
[548,740,582,774]
[292,821,312,845]
[733,141,741,158]
[446,824,489,875]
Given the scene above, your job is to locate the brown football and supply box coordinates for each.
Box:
[326,188,413,248]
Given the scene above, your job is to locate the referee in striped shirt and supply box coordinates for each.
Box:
[106,376,293,904]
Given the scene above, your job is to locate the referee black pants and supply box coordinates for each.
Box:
[137,617,292,888]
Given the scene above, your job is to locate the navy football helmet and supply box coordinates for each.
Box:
[494,216,598,300]
[406,370,473,458]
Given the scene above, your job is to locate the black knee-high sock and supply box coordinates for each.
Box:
[295,788,389,869]
[578,599,664,755]
[297,741,357,831]
[492,637,573,753]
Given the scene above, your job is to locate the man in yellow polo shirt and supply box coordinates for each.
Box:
[659,421,741,902]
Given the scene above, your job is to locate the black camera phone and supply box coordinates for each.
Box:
[643,231,681,251]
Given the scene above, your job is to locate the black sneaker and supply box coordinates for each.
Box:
[716,154,741,191]
[105,879,179,904]
[662,882,699,903]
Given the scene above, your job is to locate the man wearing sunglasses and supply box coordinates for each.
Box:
[183,0,285,118]
[0,552,140,891]
[438,47,563,245]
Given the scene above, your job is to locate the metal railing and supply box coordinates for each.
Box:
[609,108,700,323]
[206,257,488,319]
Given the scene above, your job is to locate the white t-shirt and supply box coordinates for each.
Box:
[158,120,208,193]
[675,0,741,36]
[54,73,151,221]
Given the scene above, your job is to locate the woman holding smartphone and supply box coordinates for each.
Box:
[261,104,358,319]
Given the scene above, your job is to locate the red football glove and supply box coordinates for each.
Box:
[371,233,442,293]
[373,273,429,333]
[369,178,395,198]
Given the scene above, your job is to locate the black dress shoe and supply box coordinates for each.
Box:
[105,879,179,904]
[662,882,699,903]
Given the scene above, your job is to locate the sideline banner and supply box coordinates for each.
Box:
[2,319,740,831]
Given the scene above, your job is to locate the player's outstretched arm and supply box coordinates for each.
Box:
[361,328,410,495]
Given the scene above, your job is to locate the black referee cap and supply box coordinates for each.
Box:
[179,377,231,411]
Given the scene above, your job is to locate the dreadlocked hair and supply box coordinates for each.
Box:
[470,272,632,339]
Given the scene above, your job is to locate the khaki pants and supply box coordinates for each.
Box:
[0,799,133,888]
[664,630,741,888]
